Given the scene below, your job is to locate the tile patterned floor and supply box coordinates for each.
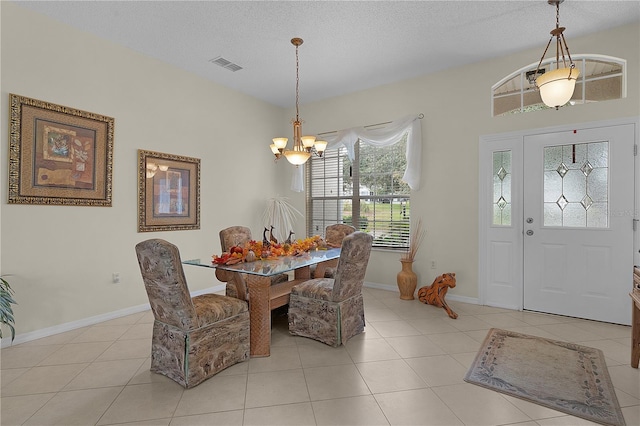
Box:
[1,288,639,425]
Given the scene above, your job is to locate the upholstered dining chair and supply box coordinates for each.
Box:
[217,226,288,299]
[312,223,356,279]
[135,239,249,388]
[288,231,373,346]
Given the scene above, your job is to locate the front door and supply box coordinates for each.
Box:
[522,125,635,324]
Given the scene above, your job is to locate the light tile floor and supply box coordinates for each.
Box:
[1,287,639,425]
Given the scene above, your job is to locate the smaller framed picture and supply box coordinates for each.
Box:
[138,149,200,232]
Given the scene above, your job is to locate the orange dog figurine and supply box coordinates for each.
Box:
[417,273,458,319]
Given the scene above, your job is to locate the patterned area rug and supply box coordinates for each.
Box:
[464,328,626,426]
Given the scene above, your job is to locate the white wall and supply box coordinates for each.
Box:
[0,3,291,337]
[1,2,638,340]
[292,22,640,300]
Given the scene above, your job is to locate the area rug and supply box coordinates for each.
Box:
[464,328,625,426]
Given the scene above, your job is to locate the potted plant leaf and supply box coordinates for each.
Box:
[0,276,17,342]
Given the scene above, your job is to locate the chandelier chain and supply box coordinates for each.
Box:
[295,42,300,121]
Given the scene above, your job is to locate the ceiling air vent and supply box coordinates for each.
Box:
[209,56,243,72]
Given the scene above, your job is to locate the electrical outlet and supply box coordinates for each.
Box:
[112,272,121,284]
[430,260,436,269]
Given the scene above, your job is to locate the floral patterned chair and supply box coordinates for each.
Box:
[135,239,249,388]
[288,231,373,346]
[312,223,356,279]
[217,226,288,300]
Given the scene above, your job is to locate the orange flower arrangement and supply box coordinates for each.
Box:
[213,235,325,265]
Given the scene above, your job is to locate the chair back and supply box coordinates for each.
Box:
[135,239,198,330]
[325,224,356,248]
[331,232,373,301]
[219,226,252,252]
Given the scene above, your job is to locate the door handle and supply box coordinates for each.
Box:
[526,230,534,236]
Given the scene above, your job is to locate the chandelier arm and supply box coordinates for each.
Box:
[534,36,554,86]
[560,33,574,65]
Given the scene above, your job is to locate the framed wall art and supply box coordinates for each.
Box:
[8,93,115,206]
[138,149,200,232]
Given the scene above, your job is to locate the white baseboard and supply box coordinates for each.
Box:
[446,294,479,305]
[364,282,479,305]
[1,285,225,348]
[363,281,397,291]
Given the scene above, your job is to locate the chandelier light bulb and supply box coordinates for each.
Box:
[283,149,311,165]
[273,138,288,150]
[301,136,317,149]
[314,140,327,156]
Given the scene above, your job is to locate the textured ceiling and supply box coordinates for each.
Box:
[13,0,640,108]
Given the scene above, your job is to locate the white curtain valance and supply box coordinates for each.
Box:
[291,114,423,192]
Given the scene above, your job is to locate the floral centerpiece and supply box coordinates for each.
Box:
[213,235,326,265]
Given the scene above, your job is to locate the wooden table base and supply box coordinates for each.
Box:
[239,265,312,357]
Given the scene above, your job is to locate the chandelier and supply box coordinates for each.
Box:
[533,0,580,109]
[270,38,327,166]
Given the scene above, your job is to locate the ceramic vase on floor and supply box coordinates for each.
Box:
[397,260,417,300]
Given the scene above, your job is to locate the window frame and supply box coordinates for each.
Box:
[306,136,411,250]
[491,54,626,117]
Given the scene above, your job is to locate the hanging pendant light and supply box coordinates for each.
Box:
[270,38,326,166]
[534,0,580,109]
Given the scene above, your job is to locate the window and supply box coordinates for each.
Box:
[307,134,410,249]
[493,150,512,226]
[492,55,626,116]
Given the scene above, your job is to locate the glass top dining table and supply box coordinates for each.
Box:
[183,247,341,357]
[183,247,341,277]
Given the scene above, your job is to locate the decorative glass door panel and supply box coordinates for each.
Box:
[493,150,512,226]
[543,142,609,228]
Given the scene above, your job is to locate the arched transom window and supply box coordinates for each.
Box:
[492,55,626,117]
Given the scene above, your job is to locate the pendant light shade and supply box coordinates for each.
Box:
[537,67,580,108]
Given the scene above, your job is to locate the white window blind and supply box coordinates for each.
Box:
[307,135,411,249]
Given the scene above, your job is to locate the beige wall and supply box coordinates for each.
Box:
[1,2,638,340]
[0,3,291,337]
[293,22,639,301]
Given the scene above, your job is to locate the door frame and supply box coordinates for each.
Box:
[478,117,639,312]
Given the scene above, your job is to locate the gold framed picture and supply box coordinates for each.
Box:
[138,149,200,232]
[8,94,115,206]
